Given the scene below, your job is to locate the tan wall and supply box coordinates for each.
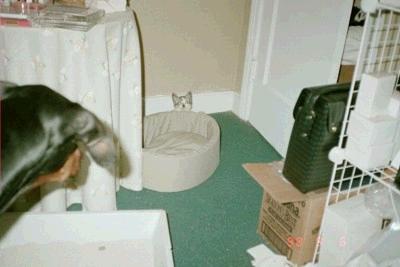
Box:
[130,0,250,97]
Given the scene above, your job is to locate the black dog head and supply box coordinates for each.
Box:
[0,84,117,212]
[63,106,117,171]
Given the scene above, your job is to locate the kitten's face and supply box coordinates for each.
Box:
[172,92,192,111]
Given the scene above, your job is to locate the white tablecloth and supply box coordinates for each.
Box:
[0,11,142,211]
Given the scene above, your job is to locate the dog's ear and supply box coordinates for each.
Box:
[65,108,97,143]
[0,81,18,99]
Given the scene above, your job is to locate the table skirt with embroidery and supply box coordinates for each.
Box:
[0,11,142,211]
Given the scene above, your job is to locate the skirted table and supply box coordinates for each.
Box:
[0,10,143,211]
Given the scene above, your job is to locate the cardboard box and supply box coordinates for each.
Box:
[337,65,355,83]
[243,161,328,266]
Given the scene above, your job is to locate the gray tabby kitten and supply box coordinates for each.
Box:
[172,92,192,111]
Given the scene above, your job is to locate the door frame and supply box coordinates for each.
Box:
[238,0,264,120]
[239,0,351,120]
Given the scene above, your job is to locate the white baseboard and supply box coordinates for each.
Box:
[145,90,241,116]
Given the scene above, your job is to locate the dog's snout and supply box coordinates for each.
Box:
[87,135,117,170]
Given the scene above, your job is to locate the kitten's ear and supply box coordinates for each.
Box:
[172,93,179,104]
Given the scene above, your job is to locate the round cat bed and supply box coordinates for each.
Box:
[143,111,220,192]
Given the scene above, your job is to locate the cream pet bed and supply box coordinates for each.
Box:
[143,111,220,192]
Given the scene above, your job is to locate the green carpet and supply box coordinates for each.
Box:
[117,112,282,267]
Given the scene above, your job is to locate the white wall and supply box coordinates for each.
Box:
[130,0,251,97]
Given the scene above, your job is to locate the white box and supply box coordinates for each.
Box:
[0,210,174,267]
[355,73,396,117]
[96,0,126,13]
[318,195,382,267]
[388,91,400,117]
[345,137,393,170]
[380,0,400,8]
[347,111,397,146]
[390,91,400,165]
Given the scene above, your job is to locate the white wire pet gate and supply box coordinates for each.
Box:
[313,0,400,263]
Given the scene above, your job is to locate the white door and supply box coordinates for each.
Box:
[240,0,353,156]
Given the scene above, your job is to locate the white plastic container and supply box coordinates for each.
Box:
[318,195,382,267]
[0,210,174,267]
[347,111,397,146]
[355,72,396,117]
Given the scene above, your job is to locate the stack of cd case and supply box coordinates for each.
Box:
[33,5,105,31]
[0,2,44,27]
